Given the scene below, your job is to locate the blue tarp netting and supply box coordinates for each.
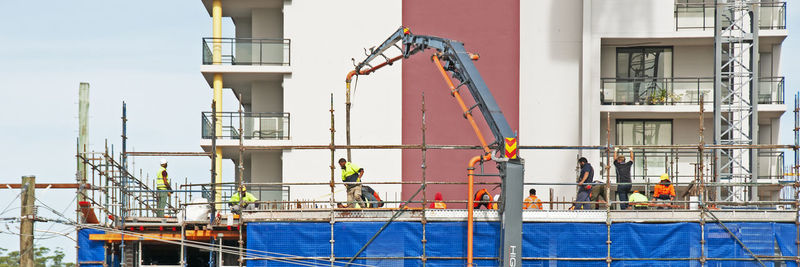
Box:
[77,228,105,267]
[75,221,796,266]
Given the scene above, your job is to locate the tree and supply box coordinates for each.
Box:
[0,247,75,267]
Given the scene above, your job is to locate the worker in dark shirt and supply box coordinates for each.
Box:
[575,157,593,210]
[614,147,634,210]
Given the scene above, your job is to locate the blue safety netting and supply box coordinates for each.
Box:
[77,228,106,267]
[238,221,797,266]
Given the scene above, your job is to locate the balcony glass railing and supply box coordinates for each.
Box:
[601,77,784,105]
[675,2,786,31]
[600,149,784,185]
[202,112,290,140]
[202,38,291,65]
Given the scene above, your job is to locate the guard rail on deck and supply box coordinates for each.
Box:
[675,1,786,31]
[202,37,290,66]
[601,77,784,105]
[201,111,290,140]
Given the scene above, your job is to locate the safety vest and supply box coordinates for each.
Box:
[433,202,447,209]
[341,162,361,182]
[473,189,492,208]
[156,167,169,190]
[629,192,649,207]
[524,195,543,210]
[229,192,258,204]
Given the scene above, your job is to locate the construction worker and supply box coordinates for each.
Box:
[430,192,447,209]
[361,185,384,208]
[653,173,676,209]
[339,158,366,208]
[473,189,493,209]
[628,190,649,209]
[524,188,543,210]
[614,147,635,210]
[575,157,594,210]
[156,159,172,217]
[229,184,258,214]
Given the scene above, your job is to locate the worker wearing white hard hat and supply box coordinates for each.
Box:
[156,158,172,217]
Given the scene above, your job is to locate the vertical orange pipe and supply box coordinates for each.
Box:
[467,154,490,266]
[432,54,494,266]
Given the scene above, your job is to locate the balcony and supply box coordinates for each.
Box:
[202,112,290,140]
[600,77,784,105]
[600,149,784,184]
[202,38,290,66]
[675,1,786,31]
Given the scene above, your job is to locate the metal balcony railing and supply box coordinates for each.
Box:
[202,112,290,140]
[202,37,291,66]
[601,77,784,105]
[675,1,786,31]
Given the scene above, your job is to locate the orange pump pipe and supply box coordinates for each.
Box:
[432,54,493,267]
[431,55,492,155]
[344,55,403,160]
[345,55,404,83]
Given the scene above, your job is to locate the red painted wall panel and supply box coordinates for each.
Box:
[402,0,520,208]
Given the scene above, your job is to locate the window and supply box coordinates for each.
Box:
[616,120,673,180]
[614,47,674,104]
[616,47,673,79]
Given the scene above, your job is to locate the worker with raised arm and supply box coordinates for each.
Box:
[524,188,543,210]
[339,158,366,208]
[229,184,259,214]
[575,157,594,210]
[156,159,172,217]
[614,147,635,210]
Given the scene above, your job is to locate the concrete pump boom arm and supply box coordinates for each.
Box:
[350,26,516,152]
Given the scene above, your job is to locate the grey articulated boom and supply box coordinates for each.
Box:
[353,26,524,266]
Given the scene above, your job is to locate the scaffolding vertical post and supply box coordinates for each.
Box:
[699,94,707,266]
[420,92,428,266]
[605,112,612,267]
[211,100,218,221]
[237,93,245,267]
[790,93,800,265]
[329,94,336,266]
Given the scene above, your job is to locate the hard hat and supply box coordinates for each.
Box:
[160,158,168,165]
[240,185,247,191]
[660,173,669,181]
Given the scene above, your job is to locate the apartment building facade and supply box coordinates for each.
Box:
[198,0,787,208]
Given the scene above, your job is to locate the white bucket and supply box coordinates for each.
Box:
[689,196,699,210]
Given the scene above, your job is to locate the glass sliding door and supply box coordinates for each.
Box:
[616,120,673,182]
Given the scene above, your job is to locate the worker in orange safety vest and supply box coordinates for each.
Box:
[523,188,543,210]
[473,189,493,209]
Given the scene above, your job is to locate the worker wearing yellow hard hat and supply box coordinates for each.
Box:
[229,184,259,214]
[653,174,676,208]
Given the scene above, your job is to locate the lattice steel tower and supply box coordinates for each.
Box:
[714,0,760,202]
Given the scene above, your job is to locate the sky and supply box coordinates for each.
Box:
[0,1,796,264]
[0,0,238,261]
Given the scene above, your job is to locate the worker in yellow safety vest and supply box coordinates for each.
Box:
[156,159,172,217]
[339,158,365,208]
[524,188,543,210]
[229,185,259,214]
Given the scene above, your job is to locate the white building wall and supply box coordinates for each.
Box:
[520,0,584,206]
[281,0,402,206]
